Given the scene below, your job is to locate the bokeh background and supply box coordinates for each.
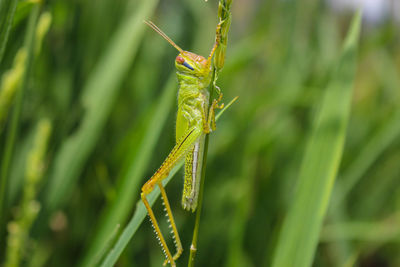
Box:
[1,0,400,266]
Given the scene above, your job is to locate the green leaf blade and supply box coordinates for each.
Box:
[271,11,362,267]
[44,0,159,211]
[80,75,176,267]
[0,0,18,64]
[99,162,182,267]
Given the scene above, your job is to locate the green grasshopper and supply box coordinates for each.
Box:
[141,21,224,266]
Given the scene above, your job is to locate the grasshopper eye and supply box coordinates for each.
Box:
[182,62,194,70]
[176,56,194,70]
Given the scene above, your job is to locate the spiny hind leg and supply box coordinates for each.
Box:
[158,183,183,264]
[141,126,202,265]
[141,191,175,266]
[140,184,182,266]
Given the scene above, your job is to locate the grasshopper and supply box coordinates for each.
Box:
[141,21,224,266]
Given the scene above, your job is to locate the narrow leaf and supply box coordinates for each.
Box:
[99,163,182,267]
[44,0,159,210]
[0,0,18,64]
[271,11,361,267]
[80,75,176,267]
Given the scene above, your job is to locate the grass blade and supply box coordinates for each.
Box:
[4,118,52,267]
[80,75,176,267]
[0,0,18,64]
[332,110,400,207]
[44,0,159,210]
[0,3,40,244]
[99,162,182,267]
[271,11,361,267]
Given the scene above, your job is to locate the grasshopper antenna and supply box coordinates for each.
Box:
[144,20,183,53]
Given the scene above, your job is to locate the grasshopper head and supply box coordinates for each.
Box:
[144,21,211,78]
[175,51,210,77]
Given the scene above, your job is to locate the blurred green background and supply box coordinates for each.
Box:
[0,0,399,266]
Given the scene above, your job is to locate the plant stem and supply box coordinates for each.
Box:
[188,0,232,265]
[187,135,210,267]
[0,4,40,251]
[0,0,18,64]
[5,119,52,267]
[188,67,218,267]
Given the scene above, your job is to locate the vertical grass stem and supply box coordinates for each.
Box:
[0,4,40,247]
[188,1,232,265]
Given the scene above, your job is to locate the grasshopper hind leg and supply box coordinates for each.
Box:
[141,126,202,266]
[159,183,183,264]
[141,184,182,267]
[141,192,175,266]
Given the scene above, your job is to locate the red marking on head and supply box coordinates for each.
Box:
[176,56,185,64]
[183,51,207,67]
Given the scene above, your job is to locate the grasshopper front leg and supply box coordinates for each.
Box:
[141,126,202,266]
[200,92,224,134]
[208,92,224,132]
